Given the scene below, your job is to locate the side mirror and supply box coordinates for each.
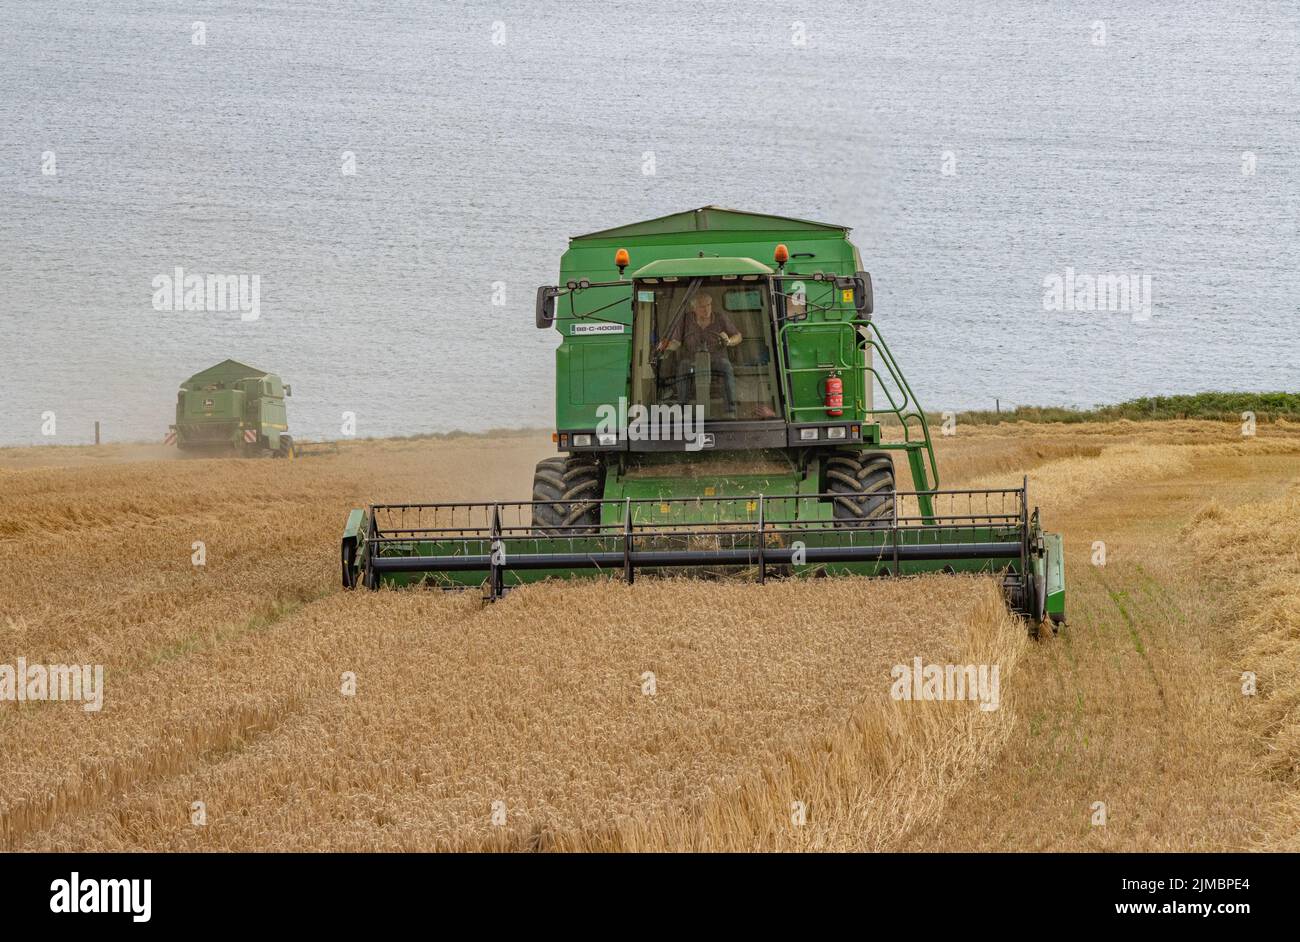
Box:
[854,271,873,316]
[535,286,559,329]
[284,384,292,396]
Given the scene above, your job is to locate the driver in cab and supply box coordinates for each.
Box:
[656,293,742,417]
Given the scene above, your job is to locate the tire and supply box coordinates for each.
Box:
[823,449,895,528]
[278,435,294,459]
[341,536,358,589]
[530,456,604,534]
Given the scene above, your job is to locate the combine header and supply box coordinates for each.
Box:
[341,207,1065,626]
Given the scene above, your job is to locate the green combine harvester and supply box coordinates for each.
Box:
[168,359,296,457]
[341,207,1065,626]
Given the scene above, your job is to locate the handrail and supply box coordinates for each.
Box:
[773,318,940,491]
[862,321,940,490]
[775,321,860,417]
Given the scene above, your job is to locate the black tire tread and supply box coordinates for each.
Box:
[531,456,603,534]
[825,449,896,528]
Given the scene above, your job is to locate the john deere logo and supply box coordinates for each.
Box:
[203,398,214,407]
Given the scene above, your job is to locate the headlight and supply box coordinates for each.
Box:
[597,433,618,446]
[826,427,847,440]
[572,434,593,446]
[799,428,819,441]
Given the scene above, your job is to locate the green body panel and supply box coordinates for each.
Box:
[605,472,804,509]
[343,508,366,542]
[172,358,290,452]
[777,316,867,422]
[1044,531,1066,619]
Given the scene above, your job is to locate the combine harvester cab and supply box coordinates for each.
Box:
[168,359,295,458]
[341,207,1065,628]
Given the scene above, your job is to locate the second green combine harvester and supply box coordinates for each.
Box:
[168,359,296,457]
[342,207,1065,626]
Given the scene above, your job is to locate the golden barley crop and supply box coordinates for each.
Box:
[1,419,1297,851]
[10,578,1018,852]
[1185,480,1300,850]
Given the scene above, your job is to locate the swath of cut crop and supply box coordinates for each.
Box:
[965,443,1194,512]
[1184,480,1300,850]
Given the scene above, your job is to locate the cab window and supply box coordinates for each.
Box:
[629,276,781,421]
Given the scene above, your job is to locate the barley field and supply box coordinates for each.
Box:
[1,420,1297,851]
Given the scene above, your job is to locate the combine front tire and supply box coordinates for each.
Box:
[825,449,895,527]
[531,456,604,534]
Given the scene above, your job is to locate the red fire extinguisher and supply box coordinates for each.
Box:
[824,372,843,417]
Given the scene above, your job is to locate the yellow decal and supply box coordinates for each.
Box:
[703,486,716,496]
[746,500,757,512]
[841,288,854,303]
[659,503,670,513]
